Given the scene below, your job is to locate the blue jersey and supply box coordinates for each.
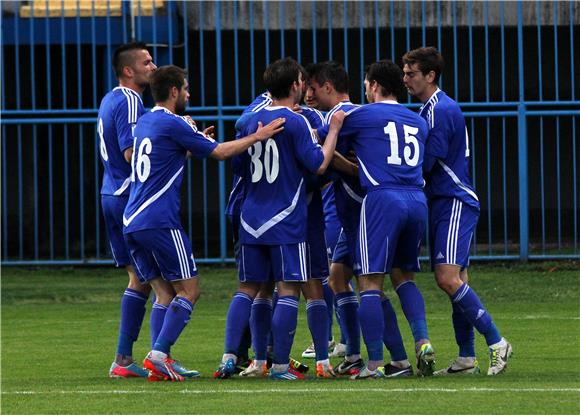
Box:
[420,89,479,209]
[234,106,324,244]
[123,106,218,233]
[97,87,144,196]
[340,101,428,191]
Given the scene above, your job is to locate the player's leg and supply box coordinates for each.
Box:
[379,290,413,377]
[269,243,307,380]
[432,199,511,375]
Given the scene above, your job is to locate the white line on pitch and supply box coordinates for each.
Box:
[3,387,580,395]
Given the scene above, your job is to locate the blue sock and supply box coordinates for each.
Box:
[116,288,148,357]
[150,302,168,348]
[153,296,193,354]
[250,298,272,361]
[381,297,408,362]
[335,298,347,344]
[396,281,429,342]
[224,292,253,355]
[358,290,384,362]
[322,278,335,342]
[306,299,329,361]
[335,291,361,356]
[271,296,299,365]
[238,326,252,361]
[452,283,501,346]
[268,291,279,349]
[452,301,476,357]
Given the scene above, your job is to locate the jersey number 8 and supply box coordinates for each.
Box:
[248,139,279,184]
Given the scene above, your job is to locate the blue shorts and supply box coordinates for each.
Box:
[101,195,131,267]
[356,189,427,275]
[331,229,354,269]
[429,198,479,270]
[324,217,341,261]
[124,228,198,283]
[239,243,308,283]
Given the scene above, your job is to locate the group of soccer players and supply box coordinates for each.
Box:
[99,41,512,382]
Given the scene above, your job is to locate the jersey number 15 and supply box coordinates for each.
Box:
[384,122,420,167]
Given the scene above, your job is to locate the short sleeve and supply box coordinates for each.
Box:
[425,105,453,160]
[114,94,143,152]
[292,116,324,173]
[171,116,219,159]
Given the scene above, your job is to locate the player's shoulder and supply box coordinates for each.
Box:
[432,90,460,114]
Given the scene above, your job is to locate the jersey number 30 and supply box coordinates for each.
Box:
[384,122,420,167]
[248,139,279,183]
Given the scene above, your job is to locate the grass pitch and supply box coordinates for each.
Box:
[2,262,579,414]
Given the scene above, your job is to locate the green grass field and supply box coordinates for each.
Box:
[2,262,579,414]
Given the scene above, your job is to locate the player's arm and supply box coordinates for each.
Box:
[315,111,345,174]
[114,95,141,164]
[210,118,285,161]
[423,107,452,173]
[330,150,358,177]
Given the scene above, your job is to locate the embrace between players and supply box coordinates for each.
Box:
[99,42,512,382]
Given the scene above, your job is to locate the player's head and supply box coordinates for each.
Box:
[303,64,319,109]
[112,42,157,88]
[402,47,444,101]
[364,60,405,103]
[263,57,305,104]
[150,65,189,114]
[306,61,349,110]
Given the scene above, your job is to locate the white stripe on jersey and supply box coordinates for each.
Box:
[119,88,139,124]
[240,178,304,239]
[437,160,479,202]
[113,177,131,196]
[123,166,184,226]
[357,158,379,186]
[252,94,273,112]
[341,180,364,203]
[324,101,359,125]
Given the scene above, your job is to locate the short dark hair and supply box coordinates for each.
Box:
[263,57,304,100]
[306,61,349,94]
[365,60,405,98]
[150,65,187,102]
[402,47,444,84]
[112,42,149,79]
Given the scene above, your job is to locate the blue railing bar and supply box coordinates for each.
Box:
[136,0,142,50]
[264,0,270,65]
[374,0,379,61]
[216,3,227,262]
[17,126,23,259]
[94,127,100,260]
[28,5,36,109]
[537,1,543,101]
[486,118,492,255]
[198,1,205,106]
[64,126,70,259]
[500,1,505,101]
[203,158,209,257]
[0,258,239,266]
[45,0,53,109]
[91,2,97,108]
[421,0,426,47]
[279,1,285,58]
[405,0,410,54]
[470,118,477,254]
[517,1,528,261]
[436,0,442,88]
[553,1,559,101]
[343,0,348,72]
[526,110,580,116]
[389,0,395,62]
[166,0,173,63]
[312,0,317,62]
[571,0,576,101]
[79,125,85,259]
[33,128,38,259]
[14,11,21,109]
[463,111,518,117]
[1,126,7,259]
[122,0,127,43]
[152,0,158,62]
[48,126,54,259]
[484,1,489,102]
[501,118,508,254]
[1,15,4,110]
[556,116,561,249]
[249,0,255,97]
[540,117,545,252]
[76,3,82,109]
[327,0,332,60]
[61,1,67,108]
[573,117,577,251]
[233,1,240,105]
[183,1,189,88]
[359,1,364,103]
[452,0,458,100]
[296,0,302,63]
[468,0,473,102]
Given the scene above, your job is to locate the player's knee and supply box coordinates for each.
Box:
[435,272,462,295]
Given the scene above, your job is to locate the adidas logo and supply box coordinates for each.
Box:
[436,252,445,260]
[476,309,485,320]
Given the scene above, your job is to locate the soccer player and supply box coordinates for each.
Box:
[330,59,430,379]
[123,65,285,381]
[98,42,156,378]
[233,57,343,380]
[402,47,512,376]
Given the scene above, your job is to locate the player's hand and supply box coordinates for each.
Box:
[183,115,197,127]
[330,110,346,129]
[254,118,285,141]
[292,104,303,113]
[203,125,215,139]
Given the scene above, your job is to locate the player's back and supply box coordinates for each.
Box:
[97,87,144,196]
[420,90,479,208]
[343,101,428,191]
[236,106,323,245]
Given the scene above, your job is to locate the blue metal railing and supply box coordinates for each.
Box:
[1,0,578,266]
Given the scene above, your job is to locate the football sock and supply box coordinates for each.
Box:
[322,278,335,341]
[451,283,502,346]
[271,296,299,365]
[452,301,476,357]
[150,302,168,348]
[116,288,148,357]
[335,291,361,356]
[250,298,273,361]
[335,298,346,344]
[268,291,279,349]
[381,297,408,362]
[224,292,253,355]
[358,290,384,363]
[153,296,193,354]
[395,280,429,342]
[238,325,252,362]
[306,299,330,361]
